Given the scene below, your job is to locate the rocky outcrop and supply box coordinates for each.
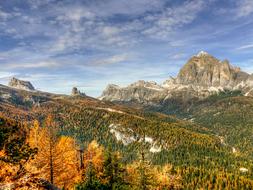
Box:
[71,87,86,96]
[100,51,253,104]
[8,77,35,91]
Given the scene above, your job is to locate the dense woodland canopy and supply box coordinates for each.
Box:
[1,111,253,189]
[0,90,253,189]
[0,115,182,189]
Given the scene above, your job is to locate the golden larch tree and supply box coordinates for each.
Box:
[28,115,80,189]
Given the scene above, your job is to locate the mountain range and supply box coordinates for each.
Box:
[1,52,253,189]
[100,51,253,109]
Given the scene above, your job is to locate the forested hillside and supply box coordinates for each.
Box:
[1,86,253,189]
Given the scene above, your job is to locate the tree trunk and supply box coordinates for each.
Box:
[50,141,54,184]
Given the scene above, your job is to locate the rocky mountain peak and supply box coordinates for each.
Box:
[100,52,253,104]
[176,53,249,87]
[8,77,35,91]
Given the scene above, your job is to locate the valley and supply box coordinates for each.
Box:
[1,52,253,189]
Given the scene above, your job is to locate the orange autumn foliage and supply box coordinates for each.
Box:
[82,140,105,180]
[27,117,80,189]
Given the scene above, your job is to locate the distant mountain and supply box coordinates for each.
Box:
[100,51,253,106]
[8,77,35,91]
[1,59,253,189]
[99,81,167,105]
[175,51,248,87]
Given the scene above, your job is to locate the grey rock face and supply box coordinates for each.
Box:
[8,77,35,91]
[100,80,167,104]
[176,52,249,88]
[100,51,253,104]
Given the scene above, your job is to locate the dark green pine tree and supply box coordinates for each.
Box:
[0,117,37,178]
[136,128,154,190]
[76,161,105,190]
[102,146,129,190]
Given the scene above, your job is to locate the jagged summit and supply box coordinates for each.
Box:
[176,53,249,87]
[8,77,35,91]
[100,52,253,104]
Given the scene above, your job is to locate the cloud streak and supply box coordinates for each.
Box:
[91,54,132,66]
[6,60,61,69]
[237,43,253,50]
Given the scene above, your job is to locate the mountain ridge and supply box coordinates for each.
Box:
[100,52,253,105]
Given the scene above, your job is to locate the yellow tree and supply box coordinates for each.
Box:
[54,136,80,188]
[28,115,80,189]
[82,140,105,180]
[28,120,40,147]
[126,161,155,190]
[153,164,182,190]
[75,141,106,189]
[126,163,182,190]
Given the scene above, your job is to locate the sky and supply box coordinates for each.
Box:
[0,0,253,97]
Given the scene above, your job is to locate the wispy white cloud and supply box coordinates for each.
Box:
[91,54,132,66]
[236,0,253,18]
[1,0,253,96]
[0,0,207,54]
[27,0,57,9]
[56,7,95,22]
[0,7,12,21]
[85,0,165,18]
[237,43,253,50]
[170,53,186,60]
[6,60,60,69]
[142,0,205,39]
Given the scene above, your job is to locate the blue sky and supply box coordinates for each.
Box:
[0,0,253,97]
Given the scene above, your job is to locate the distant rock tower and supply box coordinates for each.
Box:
[71,87,86,96]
